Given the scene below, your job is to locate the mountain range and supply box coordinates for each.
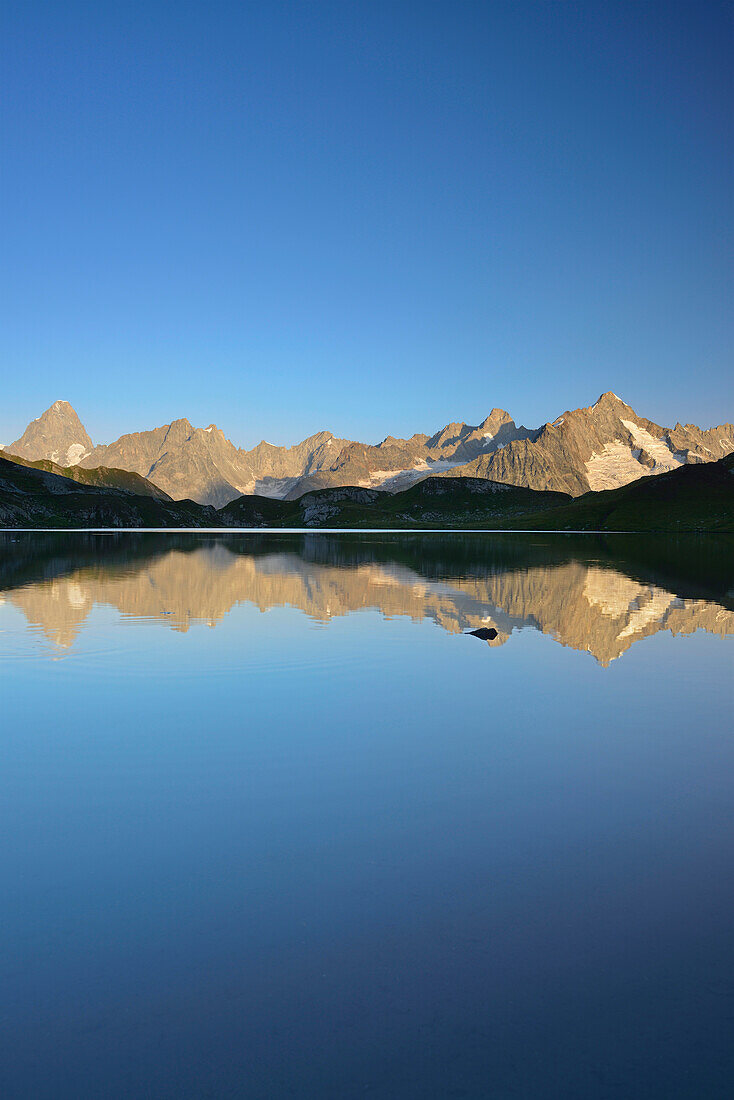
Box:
[4,394,733,507]
[2,444,733,532]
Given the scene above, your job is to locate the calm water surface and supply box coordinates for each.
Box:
[1,532,733,1098]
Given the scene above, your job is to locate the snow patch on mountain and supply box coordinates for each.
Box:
[585,421,686,491]
[620,420,686,473]
[585,443,649,490]
[65,443,90,466]
[358,460,465,492]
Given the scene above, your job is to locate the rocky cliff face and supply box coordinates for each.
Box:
[6,400,93,467]
[5,402,538,505]
[80,420,256,508]
[439,393,734,495]
[271,410,536,499]
[7,392,734,505]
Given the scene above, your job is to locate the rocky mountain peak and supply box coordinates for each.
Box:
[7,392,732,507]
[480,408,513,427]
[8,399,93,467]
[591,391,630,413]
[40,398,82,422]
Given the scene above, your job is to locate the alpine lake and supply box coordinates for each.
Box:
[1,530,733,1099]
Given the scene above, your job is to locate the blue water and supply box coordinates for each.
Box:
[1,533,733,1098]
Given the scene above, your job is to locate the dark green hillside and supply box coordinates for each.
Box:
[0,456,218,528]
[1,451,170,499]
[312,477,570,527]
[220,477,570,528]
[515,453,734,532]
[217,492,300,526]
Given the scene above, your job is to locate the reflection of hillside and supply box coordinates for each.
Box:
[4,543,732,665]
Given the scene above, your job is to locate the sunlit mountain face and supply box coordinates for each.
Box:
[6,394,734,505]
[1,532,731,666]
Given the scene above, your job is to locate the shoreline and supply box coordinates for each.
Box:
[1,526,720,535]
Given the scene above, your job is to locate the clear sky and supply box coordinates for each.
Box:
[2,0,732,448]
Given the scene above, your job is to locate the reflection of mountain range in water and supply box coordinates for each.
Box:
[2,536,732,665]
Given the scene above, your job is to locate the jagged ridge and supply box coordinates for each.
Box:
[4,393,733,508]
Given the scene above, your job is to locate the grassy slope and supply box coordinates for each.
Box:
[0,456,217,528]
[0,451,171,499]
[220,478,571,528]
[512,453,734,532]
[218,493,302,526]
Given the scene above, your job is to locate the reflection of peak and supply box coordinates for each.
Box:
[11,578,92,647]
[2,537,731,665]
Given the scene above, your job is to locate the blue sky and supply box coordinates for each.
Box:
[2,0,732,448]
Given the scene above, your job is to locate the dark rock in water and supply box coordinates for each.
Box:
[467,627,498,641]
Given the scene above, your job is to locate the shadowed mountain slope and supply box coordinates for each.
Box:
[1,451,171,499]
[220,477,571,527]
[0,455,218,528]
[513,450,734,532]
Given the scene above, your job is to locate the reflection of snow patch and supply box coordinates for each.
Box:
[583,568,644,617]
[67,583,87,609]
[618,590,676,639]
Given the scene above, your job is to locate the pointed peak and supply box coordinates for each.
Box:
[40,399,81,419]
[9,400,92,463]
[304,430,334,446]
[593,391,627,409]
[480,408,513,427]
[439,421,466,436]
